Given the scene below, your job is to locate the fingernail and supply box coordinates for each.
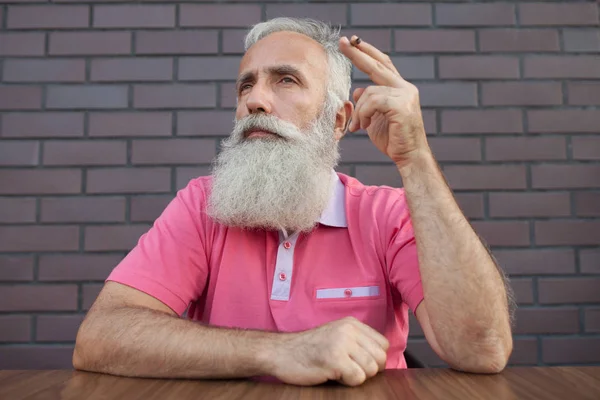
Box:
[353,37,362,46]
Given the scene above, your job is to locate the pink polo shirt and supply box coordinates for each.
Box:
[106,172,424,370]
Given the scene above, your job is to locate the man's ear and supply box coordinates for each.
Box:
[334,100,354,141]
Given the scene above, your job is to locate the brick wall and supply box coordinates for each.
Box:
[0,0,599,369]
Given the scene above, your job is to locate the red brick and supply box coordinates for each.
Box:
[568,82,600,105]
[486,137,566,161]
[519,3,599,26]
[0,140,39,166]
[85,225,149,251]
[180,4,261,27]
[83,284,103,310]
[535,221,600,246]
[490,192,570,218]
[0,86,42,110]
[442,110,523,134]
[543,337,600,364]
[563,29,600,53]
[528,110,600,133]
[1,112,84,138]
[355,165,403,188]
[482,82,562,106]
[0,316,30,342]
[0,255,34,281]
[36,315,84,342]
[89,112,172,137]
[575,192,600,217]
[39,254,122,282]
[573,137,600,160]
[136,31,218,55]
[87,168,171,194]
[220,82,237,108]
[94,5,175,28]
[3,59,85,83]
[439,56,520,79]
[47,85,128,110]
[428,137,481,162]
[509,278,534,305]
[341,139,391,163]
[222,29,249,54]
[41,197,125,223]
[50,31,131,55]
[436,4,515,26]
[0,33,45,56]
[509,338,538,365]
[131,195,172,223]
[91,58,172,82]
[580,249,600,274]
[525,56,600,78]
[351,4,431,26]
[132,138,216,165]
[421,109,437,135]
[353,57,433,82]
[7,5,89,29]
[177,111,233,136]
[340,29,392,53]
[471,221,530,247]
[454,193,484,219]
[176,166,211,190]
[445,165,527,190]
[0,197,36,223]
[268,4,346,26]
[0,169,81,195]
[479,29,560,52]
[395,29,475,52]
[179,56,241,81]
[43,140,127,166]
[0,284,78,311]
[0,226,79,252]
[515,308,580,335]
[585,308,600,333]
[494,249,576,275]
[134,84,216,109]
[0,346,74,369]
[417,83,477,107]
[532,165,600,189]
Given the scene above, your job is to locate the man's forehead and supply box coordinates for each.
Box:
[238,32,328,77]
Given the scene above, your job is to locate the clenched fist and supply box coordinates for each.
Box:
[269,317,389,387]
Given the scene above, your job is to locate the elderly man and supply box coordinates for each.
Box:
[73,18,514,387]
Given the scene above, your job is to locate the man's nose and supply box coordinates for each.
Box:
[245,83,273,114]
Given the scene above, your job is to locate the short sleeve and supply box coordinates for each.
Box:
[386,192,424,313]
[106,180,209,316]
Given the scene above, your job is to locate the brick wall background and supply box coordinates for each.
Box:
[0,0,599,369]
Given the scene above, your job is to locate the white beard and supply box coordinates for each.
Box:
[207,102,340,233]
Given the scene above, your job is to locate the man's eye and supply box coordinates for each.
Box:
[281,77,296,84]
[239,84,252,92]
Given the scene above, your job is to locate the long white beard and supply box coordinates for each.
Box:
[207,104,340,233]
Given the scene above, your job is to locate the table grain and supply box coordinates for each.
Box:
[1,367,599,399]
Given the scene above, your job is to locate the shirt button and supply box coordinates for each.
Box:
[283,241,291,249]
[279,272,287,281]
[344,289,353,297]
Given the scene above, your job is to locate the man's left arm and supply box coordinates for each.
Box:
[339,35,513,373]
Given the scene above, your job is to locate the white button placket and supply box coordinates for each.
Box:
[270,231,299,301]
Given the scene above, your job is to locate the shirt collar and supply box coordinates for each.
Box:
[318,171,348,228]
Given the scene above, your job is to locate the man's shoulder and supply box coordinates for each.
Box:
[338,172,407,206]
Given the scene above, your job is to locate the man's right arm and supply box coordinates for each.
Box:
[73,281,389,386]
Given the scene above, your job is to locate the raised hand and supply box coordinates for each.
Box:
[339,36,430,169]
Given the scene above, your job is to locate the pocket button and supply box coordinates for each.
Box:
[344,288,353,297]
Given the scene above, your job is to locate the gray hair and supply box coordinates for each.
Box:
[244,18,352,110]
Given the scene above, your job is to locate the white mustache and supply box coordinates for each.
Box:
[231,114,305,144]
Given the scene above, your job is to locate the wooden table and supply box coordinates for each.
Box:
[1,367,599,399]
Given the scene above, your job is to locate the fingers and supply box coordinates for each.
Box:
[347,317,390,352]
[349,345,380,379]
[350,35,401,79]
[337,357,367,387]
[357,335,388,372]
[339,36,402,88]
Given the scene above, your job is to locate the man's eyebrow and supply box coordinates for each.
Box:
[236,64,306,90]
